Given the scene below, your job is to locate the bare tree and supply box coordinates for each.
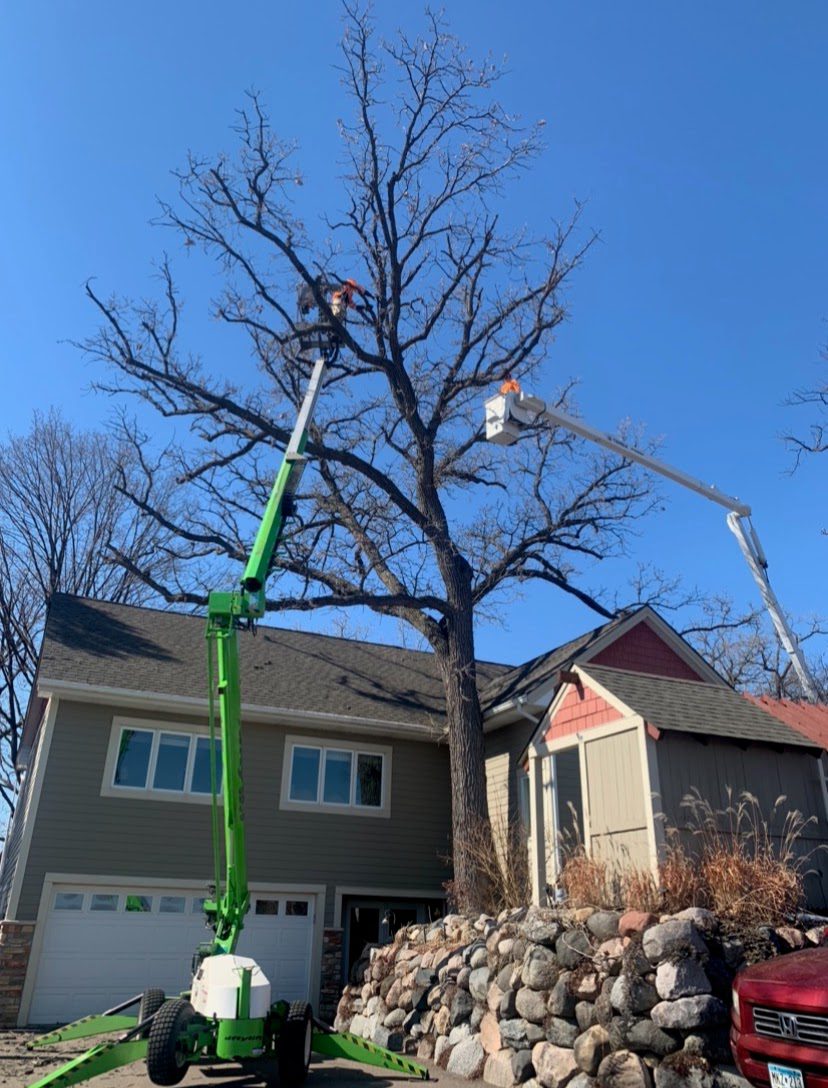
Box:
[0,410,173,813]
[81,6,657,905]
[785,347,828,466]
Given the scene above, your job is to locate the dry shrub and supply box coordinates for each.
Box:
[448,809,531,915]
[555,790,814,926]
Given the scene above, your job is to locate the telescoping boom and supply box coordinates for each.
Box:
[484,386,819,703]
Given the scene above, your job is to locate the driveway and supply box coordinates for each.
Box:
[0,1032,466,1088]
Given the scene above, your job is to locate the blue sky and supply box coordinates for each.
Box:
[1,1,825,666]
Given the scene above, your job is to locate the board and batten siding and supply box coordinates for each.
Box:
[583,726,651,871]
[655,733,828,910]
[484,720,533,826]
[17,700,451,926]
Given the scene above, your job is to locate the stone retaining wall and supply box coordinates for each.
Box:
[334,906,825,1088]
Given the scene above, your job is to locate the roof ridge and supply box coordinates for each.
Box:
[582,662,732,690]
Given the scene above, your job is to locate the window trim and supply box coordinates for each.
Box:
[101,717,223,805]
[280,734,391,818]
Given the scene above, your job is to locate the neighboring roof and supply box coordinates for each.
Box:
[744,694,828,751]
[39,594,510,730]
[581,664,818,749]
[479,610,635,710]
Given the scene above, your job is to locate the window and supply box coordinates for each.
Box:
[159,896,186,913]
[55,892,84,911]
[255,899,279,916]
[125,895,153,913]
[90,894,119,912]
[107,721,222,801]
[286,900,309,916]
[281,736,391,817]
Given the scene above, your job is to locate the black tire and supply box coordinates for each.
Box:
[138,989,166,1037]
[147,998,195,1086]
[278,1001,313,1087]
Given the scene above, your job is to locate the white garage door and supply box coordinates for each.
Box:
[28,883,315,1025]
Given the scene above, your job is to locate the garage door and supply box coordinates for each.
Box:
[27,884,315,1025]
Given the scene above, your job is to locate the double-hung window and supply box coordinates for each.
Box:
[281,736,390,817]
[104,719,222,802]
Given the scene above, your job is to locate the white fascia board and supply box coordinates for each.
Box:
[36,677,443,742]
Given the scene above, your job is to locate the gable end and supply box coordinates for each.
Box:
[590,621,703,681]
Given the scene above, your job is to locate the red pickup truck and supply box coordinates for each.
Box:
[732,948,828,1088]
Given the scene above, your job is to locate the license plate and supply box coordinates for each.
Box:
[769,1064,805,1088]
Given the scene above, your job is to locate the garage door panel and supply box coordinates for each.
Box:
[28,885,314,1024]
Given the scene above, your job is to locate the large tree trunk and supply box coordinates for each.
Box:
[437,556,491,911]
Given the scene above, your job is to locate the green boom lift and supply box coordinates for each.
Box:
[26,287,429,1088]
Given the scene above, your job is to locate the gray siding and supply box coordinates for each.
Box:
[656,734,828,909]
[584,727,651,870]
[484,721,533,828]
[0,770,30,917]
[19,701,452,926]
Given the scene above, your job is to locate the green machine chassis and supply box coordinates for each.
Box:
[27,347,428,1087]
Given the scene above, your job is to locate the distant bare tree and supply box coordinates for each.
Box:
[785,347,828,467]
[81,6,658,906]
[0,410,172,813]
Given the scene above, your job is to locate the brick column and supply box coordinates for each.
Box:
[0,921,34,1026]
[318,927,343,1025]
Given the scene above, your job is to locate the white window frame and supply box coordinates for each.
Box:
[101,717,223,804]
[280,734,391,818]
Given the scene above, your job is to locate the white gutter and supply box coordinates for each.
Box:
[36,677,444,741]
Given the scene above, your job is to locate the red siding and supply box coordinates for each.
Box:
[591,622,703,681]
[544,682,620,742]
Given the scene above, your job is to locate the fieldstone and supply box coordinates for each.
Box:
[500,963,519,989]
[481,1013,502,1055]
[350,1014,367,1037]
[386,978,403,1006]
[372,1026,403,1051]
[532,1042,579,1088]
[775,926,806,952]
[650,996,727,1031]
[428,986,444,1008]
[384,1007,406,1028]
[421,1009,435,1034]
[435,1034,452,1066]
[607,1018,627,1052]
[674,909,718,934]
[570,968,603,1002]
[574,908,596,925]
[806,926,827,946]
[571,1076,598,1088]
[501,1018,544,1050]
[417,1035,436,1060]
[619,912,657,938]
[622,944,653,978]
[403,1009,421,1034]
[593,992,613,1029]
[517,986,549,1024]
[485,1048,535,1087]
[643,921,707,964]
[417,967,438,988]
[596,939,626,975]
[576,1001,598,1032]
[719,938,745,970]
[471,1006,486,1031]
[546,1018,579,1048]
[655,1052,714,1088]
[656,960,711,1001]
[588,912,621,941]
[471,946,491,969]
[521,914,563,948]
[451,990,475,1025]
[434,1006,451,1035]
[549,974,577,1017]
[596,1050,652,1088]
[611,975,659,1015]
[489,984,507,1014]
[713,1071,750,1088]
[449,1023,473,1045]
[360,1013,381,1040]
[557,930,593,969]
[626,1020,681,1057]
[524,946,561,990]
[447,1035,487,1079]
[683,1029,732,1065]
[366,994,386,1017]
[500,939,517,959]
[472,967,493,1002]
[458,967,472,990]
[574,1026,612,1076]
[502,990,519,1018]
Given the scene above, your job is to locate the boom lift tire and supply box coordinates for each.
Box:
[147,999,196,1086]
[278,1002,313,1086]
[138,989,166,1037]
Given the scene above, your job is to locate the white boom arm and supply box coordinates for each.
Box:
[485,390,820,702]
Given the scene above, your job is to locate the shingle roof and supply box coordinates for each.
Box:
[39,594,510,729]
[744,694,828,750]
[581,664,817,749]
[479,610,637,709]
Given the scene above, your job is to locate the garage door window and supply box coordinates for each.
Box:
[54,893,83,911]
[159,896,186,913]
[90,894,119,912]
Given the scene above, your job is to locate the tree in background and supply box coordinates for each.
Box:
[0,410,171,813]
[785,348,828,465]
[81,6,657,906]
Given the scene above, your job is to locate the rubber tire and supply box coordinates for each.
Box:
[147,998,195,1086]
[138,989,166,1037]
[278,1002,313,1087]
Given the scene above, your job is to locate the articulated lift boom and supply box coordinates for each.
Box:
[484,387,819,703]
[26,295,429,1088]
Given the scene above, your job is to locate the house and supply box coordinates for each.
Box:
[2,593,825,1029]
[523,664,828,909]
